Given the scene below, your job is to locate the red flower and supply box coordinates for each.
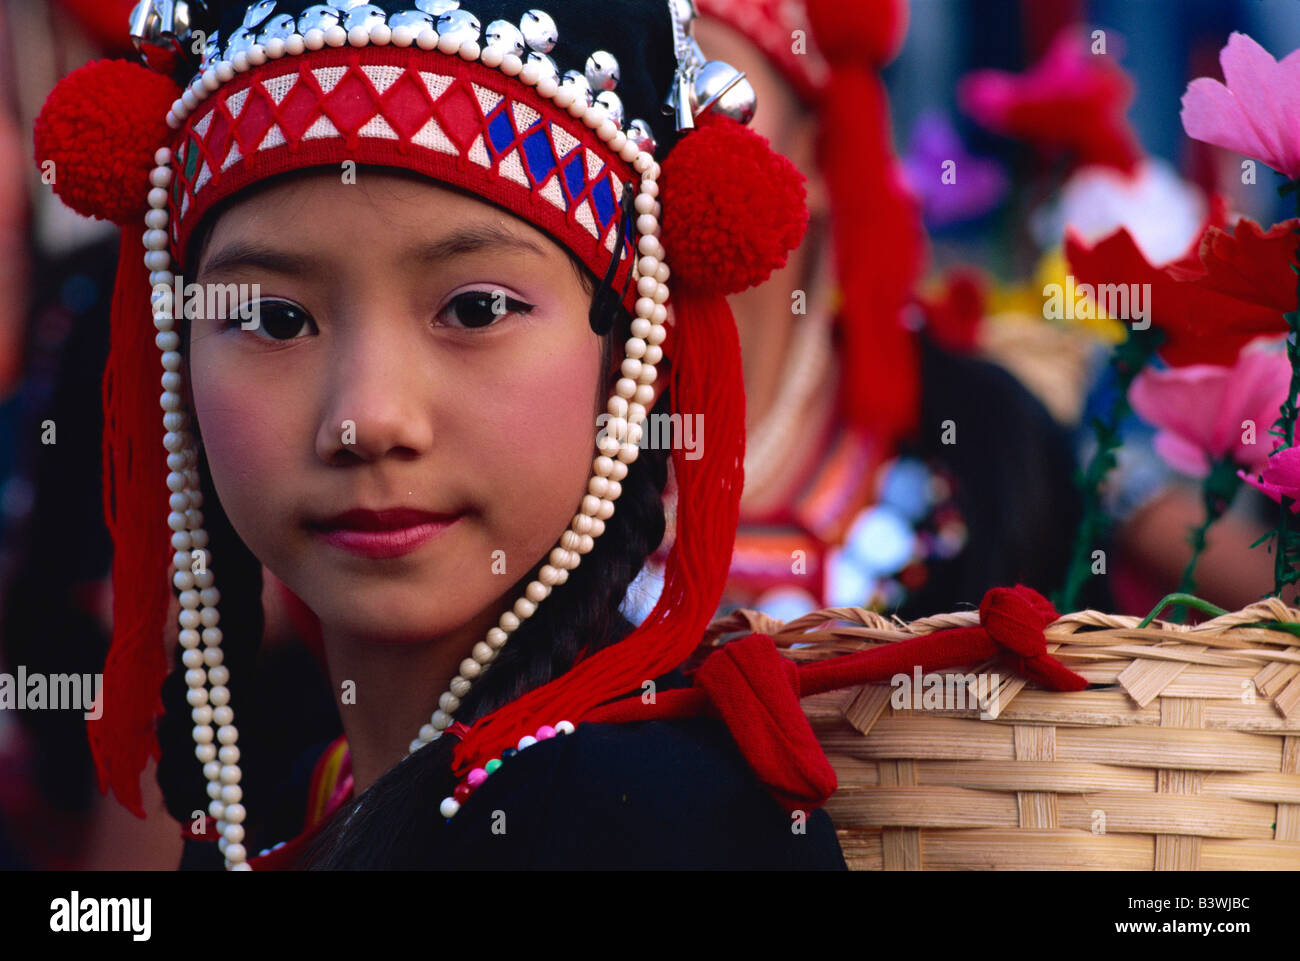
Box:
[1065,226,1280,366]
[959,28,1141,174]
[918,267,986,353]
[1166,217,1300,315]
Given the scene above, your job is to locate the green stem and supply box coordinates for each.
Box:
[1057,332,1162,612]
[1176,459,1240,598]
[1137,593,1228,628]
[1267,180,1300,596]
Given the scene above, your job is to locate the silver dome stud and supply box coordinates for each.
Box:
[436,9,481,45]
[520,9,558,53]
[585,50,621,92]
[484,19,526,58]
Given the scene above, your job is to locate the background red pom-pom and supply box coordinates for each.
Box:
[659,113,807,297]
[34,59,180,226]
[807,0,909,66]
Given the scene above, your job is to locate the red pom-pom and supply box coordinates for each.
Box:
[659,113,807,297]
[34,59,180,226]
[807,0,908,66]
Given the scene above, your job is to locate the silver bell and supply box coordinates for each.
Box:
[693,60,757,125]
[296,4,342,34]
[525,51,559,83]
[585,50,621,92]
[484,19,526,57]
[415,0,460,13]
[257,12,296,45]
[388,9,437,31]
[242,0,277,29]
[627,119,656,155]
[595,91,625,129]
[436,9,481,44]
[342,4,387,32]
[520,9,557,53]
[560,70,593,106]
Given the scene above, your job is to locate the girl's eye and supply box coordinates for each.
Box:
[440,291,534,329]
[229,299,317,341]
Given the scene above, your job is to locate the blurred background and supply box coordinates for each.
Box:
[1,0,1297,869]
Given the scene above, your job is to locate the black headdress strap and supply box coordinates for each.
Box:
[588,181,639,337]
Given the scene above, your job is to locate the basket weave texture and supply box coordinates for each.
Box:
[708,599,1300,870]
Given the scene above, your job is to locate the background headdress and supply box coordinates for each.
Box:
[34,0,806,859]
[696,0,925,448]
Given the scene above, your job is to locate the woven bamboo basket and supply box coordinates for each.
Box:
[708,598,1300,870]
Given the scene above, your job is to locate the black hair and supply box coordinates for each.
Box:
[155,182,671,868]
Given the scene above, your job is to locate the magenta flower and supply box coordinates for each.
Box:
[1180,32,1300,179]
[1242,446,1300,512]
[1129,346,1290,477]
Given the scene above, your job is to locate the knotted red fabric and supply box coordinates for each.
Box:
[586,585,1087,813]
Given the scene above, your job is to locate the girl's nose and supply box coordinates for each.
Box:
[314,323,435,466]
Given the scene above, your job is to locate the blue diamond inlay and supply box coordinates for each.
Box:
[487,109,515,155]
[562,154,587,201]
[522,128,556,183]
[591,178,615,228]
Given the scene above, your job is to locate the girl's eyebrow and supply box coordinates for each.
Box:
[199,225,547,278]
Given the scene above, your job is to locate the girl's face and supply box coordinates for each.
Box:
[188,170,605,644]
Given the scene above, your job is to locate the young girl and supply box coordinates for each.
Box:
[35,0,849,869]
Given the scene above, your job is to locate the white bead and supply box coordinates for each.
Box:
[588,517,605,537]
[480,44,503,67]
[182,648,203,669]
[635,296,656,319]
[200,587,220,608]
[513,597,537,619]
[636,275,658,299]
[485,628,508,649]
[179,628,201,649]
[638,365,658,385]
[637,235,661,257]
[437,32,460,55]
[208,799,224,819]
[154,314,175,333]
[597,119,618,142]
[191,705,212,725]
[588,476,610,498]
[145,206,170,229]
[200,608,221,629]
[193,569,214,590]
[584,105,607,128]
[597,499,615,521]
[567,97,587,118]
[179,608,201,629]
[618,443,639,465]
[621,358,643,380]
[525,580,550,603]
[209,684,230,705]
[180,89,199,112]
[202,646,222,669]
[615,377,637,399]
[471,641,495,663]
[561,530,583,552]
[193,724,214,743]
[287,33,306,54]
[576,533,595,554]
[370,24,392,45]
[348,25,370,46]
[648,319,667,343]
[653,283,670,304]
[265,38,286,58]
[606,480,623,501]
[554,86,575,109]
[593,455,616,478]
[627,403,646,425]
[517,735,537,750]
[459,39,481,60]
[223,823,245,843]
[156,330,180,351]
[520,61,541,85]
[219,745,239,764]
[224,803,246,825]
[500,53,524,75]
[538,565,561,586]
[166,112,181,130]
[203,759,220,787]
[168,511,188,532]
[537,76,559,98]
[419,723,437,742]
[571,513,594,535]
[161,351,183,372]
[149,270,174,287]
[233,52,250,72]
[635,194,656,216]
[416,28,438,50]
[220,764,241,785]
[169,491,190,511]
[643,180,659,198]
[144,250,171,271]
[636,214,658,236]
[174,570,195,591]
[459,657,482,679]
[450,676,471,697]
[391,25,415,47]
[630,318,652,341]
[643,345,663,365]
[556,720,575,735]
[619,139,639,163]
[247,44,267,66]
[216,61,235,82]
[217,725,238,745]
[499,611,521,632]
[608,460,628,482]
[221,784,242,804]
[213,706,233,726]
[325,25,347,46]
[439,690,462,711]
[440,797,460,818]
[305,29,326,50]
[581,494,602,516]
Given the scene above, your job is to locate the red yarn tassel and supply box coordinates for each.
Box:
[90,232,172,817]
[451,291,746,776]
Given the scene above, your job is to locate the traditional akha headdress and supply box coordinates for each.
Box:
[34,0,807,868]
[696,0,924,448]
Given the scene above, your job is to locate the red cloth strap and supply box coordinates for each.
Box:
[586,585,1086,812]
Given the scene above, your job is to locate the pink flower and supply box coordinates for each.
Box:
[1242,446,1300,511]
[1180,32,1300,179]
[1129,347,1290,477]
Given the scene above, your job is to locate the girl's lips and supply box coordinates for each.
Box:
[313,516,462,559]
